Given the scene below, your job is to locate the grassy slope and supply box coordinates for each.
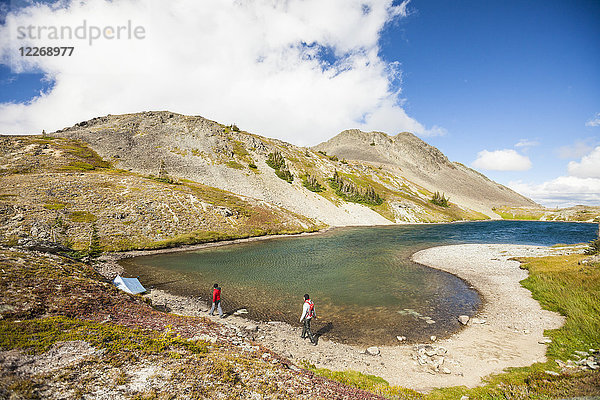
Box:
[0,136,320,253]
[494,206,600,222]
[306,251,600,399]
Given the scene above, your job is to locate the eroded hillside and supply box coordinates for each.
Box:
[53,111,522,224]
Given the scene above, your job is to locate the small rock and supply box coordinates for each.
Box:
[426,320,436,324]
[190,334,217,344]
[587,360,599,370]
[523,329,530,335]
[471,318,486,324]
[425,349,437,357]
[458,315,469,325]
[289,365,300,372]
[10,214,24,221]
[575,350,589,357]
[460,396,469,400]
[216,207,234,217]
[442,367,451,374]
[545,370,560,376]
[396,336,406,342]
[366,346,380,356]
[538,337,552,344]
[234,308,249,315]
[244,324,259,332]
[430,336,437,341]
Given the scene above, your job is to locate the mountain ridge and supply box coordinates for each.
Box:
[313,128,536,216]
[50,111,535,225]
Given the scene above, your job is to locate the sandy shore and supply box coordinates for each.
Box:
[131,243,584,392]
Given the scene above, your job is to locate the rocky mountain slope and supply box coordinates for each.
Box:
[313,129,537,218]
[52,111,534,225]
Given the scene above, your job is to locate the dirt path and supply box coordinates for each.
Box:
[135,243,583,393]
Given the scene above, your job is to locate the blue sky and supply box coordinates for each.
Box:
[0,0,599,207]
[383,0,600,186]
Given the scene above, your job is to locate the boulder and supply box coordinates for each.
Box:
[17,237,70,253]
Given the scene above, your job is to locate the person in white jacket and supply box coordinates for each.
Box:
[300,293,317,345]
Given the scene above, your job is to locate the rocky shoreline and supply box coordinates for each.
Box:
[105,242,587,392]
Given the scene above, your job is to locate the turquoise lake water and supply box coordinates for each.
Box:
[121,221,598,345]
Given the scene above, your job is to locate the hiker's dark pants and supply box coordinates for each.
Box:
[301,318,315,343]
[209,300,223,317]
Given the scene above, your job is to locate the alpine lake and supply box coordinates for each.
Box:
[120,220,598,346]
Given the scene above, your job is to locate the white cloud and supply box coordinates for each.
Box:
[558,139,596,159]
[515,139,539,148]
[567,146,600,178]
[0,0,444,146]
[509,176,600,208]
[472,149,532,171]
[508,146,600,207]
[585,112,600,127]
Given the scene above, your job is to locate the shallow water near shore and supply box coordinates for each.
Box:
[121,221,597,345]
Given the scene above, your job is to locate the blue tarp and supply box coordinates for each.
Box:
[113,275,146,294]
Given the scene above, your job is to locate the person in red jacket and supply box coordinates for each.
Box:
[209,283,224,318]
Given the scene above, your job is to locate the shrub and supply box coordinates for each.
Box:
[431,191,449,207]
[266,151,286,170]
[585,238,600,255]
[328,170,382,206]
[266,151,293,183]
[87,223,102,257]
[302,173,324,192]
[275,168,293,183]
